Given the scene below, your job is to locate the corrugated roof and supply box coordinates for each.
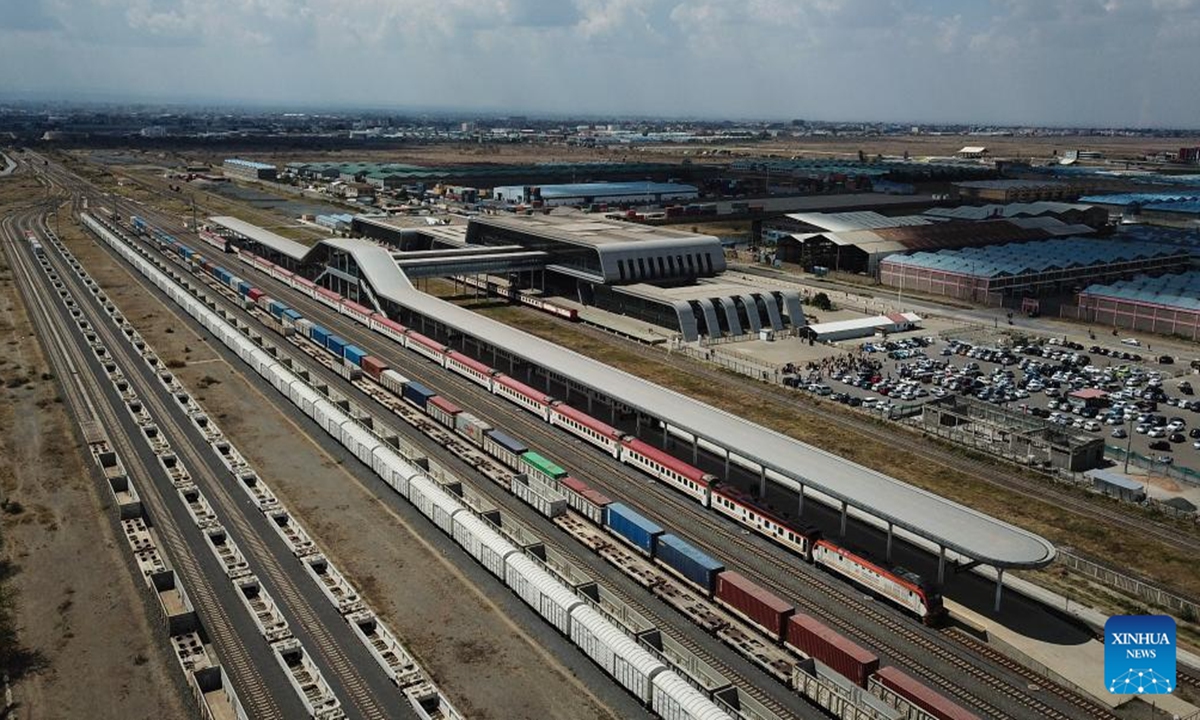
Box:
[882,238,1187,279]
[1079,270,1200,311]
[785,211,932,232]
[1079,192,1200,206]
[923,201,1095,221]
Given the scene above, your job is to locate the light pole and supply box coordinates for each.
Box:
[1123,415,1134,474]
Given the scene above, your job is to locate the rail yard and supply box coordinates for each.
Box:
[2,138,1200,720]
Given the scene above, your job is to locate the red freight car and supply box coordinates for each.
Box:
[785,614,879,688]
[360,356,388,382]
[872,667,981,720]
[714,571,794,642]
[427,395,462,429]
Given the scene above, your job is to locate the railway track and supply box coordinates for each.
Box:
[35,212,400,720]
[569,318,1200,556]
[101,205,818,720]
[143,223,1114,720]
[3,208,287,720]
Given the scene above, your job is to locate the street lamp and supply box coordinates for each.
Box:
[1123,414,1134,474]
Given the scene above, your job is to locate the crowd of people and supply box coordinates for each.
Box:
[783,350,884,382]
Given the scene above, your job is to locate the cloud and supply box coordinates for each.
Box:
[0,0,1197,126]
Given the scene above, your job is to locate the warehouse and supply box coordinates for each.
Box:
[775,218,1051,275]
[1070,271,1200,340]
[223,158,277,181]
[955,179,1095,203]
[922,201,1108,228]
[491,182,699,207]
[879,238,1190,303]
[1085,470,1146,503]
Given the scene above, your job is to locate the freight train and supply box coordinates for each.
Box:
[124,215,978,720]
[129,215,945,627]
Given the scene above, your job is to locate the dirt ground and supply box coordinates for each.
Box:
[0,181,187,719]
[60,216,619,720]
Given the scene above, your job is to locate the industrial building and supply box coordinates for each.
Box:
[773,218,1053,275]
[922,201,1108,228]
[1085,470,1147,503]
[955,179,1095,203]
[878,238,1190,303]
[1069,271,1200,340]
[491,182,699,207]
[284,160,708,188]
[222,158,277,181]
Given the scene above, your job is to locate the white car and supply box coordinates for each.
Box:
[1148,427,1167,438]
[1112,428,1128,439]
[1083,420,1101,432]
[1121,338,1142,346]
[1194,441,1200,450]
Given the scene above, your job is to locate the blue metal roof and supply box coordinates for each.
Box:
[882,238,1186,279]
[1080,270,1200,311]
[525,181,698,199]
[1144,200,1200,216]
[1079,191,1200,206]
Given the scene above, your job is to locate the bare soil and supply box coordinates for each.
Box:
[60,215,619,720]
[0,178,187,719]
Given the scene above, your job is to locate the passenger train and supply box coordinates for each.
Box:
[130,215,945,625]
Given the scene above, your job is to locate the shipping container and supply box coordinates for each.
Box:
[326,334,347,357]
[310,324,329,346]
[237,281,252,296]
[714,571,793,642]
[408,475,461,534]
[343,345,367,366]
[605,503,663,556]
[247,288,264,302]
[454,412,491,447]
[655,534,724,594]
[560,476,611,526]
[337,361,361,382]
[360,356,387,381]
[294,317,312,335]
[268,300,286,318]
[482,429,527,469]
[427,395,462,428]
[380,369,408,397]
[785,614,878,688]
[402,381,435,410]
[521,451,567,486]
[871,667,981,720]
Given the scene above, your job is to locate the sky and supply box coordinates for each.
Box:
[2,0,1200,127]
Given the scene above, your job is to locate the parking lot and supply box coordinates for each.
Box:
[784,334,1200,475]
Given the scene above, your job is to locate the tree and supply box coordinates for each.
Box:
[811,292,833,311]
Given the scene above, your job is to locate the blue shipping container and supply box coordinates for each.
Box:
[487,430,527,456]
[237,281,252,297]
[344,345,367,366]
[228,275,242,291]
[310,325,329,345]
[282,309,302,322]
[269,301,285,318]
[605,503,663,556]
[327,335,346,356]
[402,381,435,409]
[656,534,724,593]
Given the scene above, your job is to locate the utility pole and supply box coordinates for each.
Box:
[1123,416,1134,474]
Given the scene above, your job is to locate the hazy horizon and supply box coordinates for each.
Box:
[4,1,1200,129]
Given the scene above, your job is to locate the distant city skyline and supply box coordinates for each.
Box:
[3,0,1200,129]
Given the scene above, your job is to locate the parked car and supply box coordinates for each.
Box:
[1111,428,1128,439]
[1121,338,1142,347]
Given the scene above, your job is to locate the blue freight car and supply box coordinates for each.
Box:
[327,335,347,356]
[656,533,724,593]
[402,381,436,410]
[310,324,329,346]
[237,281,252,297]
[605,503,663,556]
[482,430,527,469]
[344,345,367,366]
[268,301,286,319]
[282,309,302,324]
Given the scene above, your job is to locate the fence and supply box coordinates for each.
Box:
[1058,550,1200,621]
[1105,445,1200,487]
[668,340,784,384]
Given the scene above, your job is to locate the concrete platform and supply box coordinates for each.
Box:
[949,598,1199,715]
[553,298,673,344]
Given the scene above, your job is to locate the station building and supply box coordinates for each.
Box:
[344,212,802,342]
